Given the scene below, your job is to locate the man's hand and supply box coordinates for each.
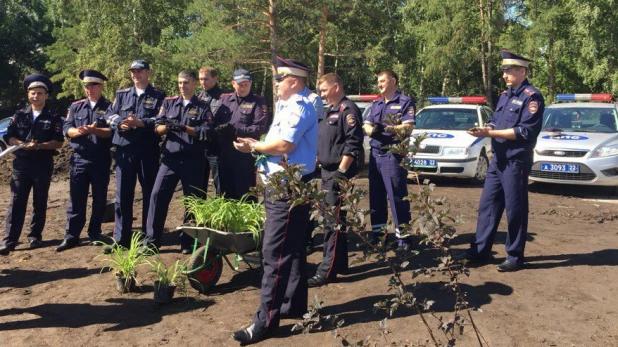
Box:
[467,126,492,138]
[165,121,186,133]
[233,137,257,153]
[369,123,385,139]
[333,169,347,181]
[215,123,237,142]
[121,114,144,128]
[22,141,38,151]
[77,121,97,135]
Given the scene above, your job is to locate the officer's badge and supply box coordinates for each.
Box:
[143,99,154,105]
[287,112,301,127]
[188,109,198,115]
[346,114,356,127]
[524,88,536,96]
[241,103,254,109]
[511,100,523,106]
[390,106,402,110]
[96,110,106,114]
[528,101,539,114]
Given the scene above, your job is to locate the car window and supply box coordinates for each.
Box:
[415,109,478,130]
[481,108,491,126]
[542,107,617,133]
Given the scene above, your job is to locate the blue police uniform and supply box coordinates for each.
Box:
[300,86,325,120]
[144,95,213,250]
[105,84,165,247]
[313,97,363,282]
[469,78,544,266]
[2,89,64,251]
[63,97,112,244]
[252,92,318,332]
[197,83,224,194]
[217,90,268,200]
[364,92,415,241]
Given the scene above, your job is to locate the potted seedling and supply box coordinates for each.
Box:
[96,232,155,293]
[146,257,191,304]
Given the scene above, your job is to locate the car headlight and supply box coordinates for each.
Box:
[592,144,618,158]
[443,147,469,156]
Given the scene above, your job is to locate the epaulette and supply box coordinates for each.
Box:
[500,91,507,95]
[221,93,233,97]
[523,88,537,96]
[72,99,86,105]
[339,103,349,113]
[165,96,180,100]
[117,88,131,93]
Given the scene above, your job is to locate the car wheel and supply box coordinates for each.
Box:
[470,151,488,185]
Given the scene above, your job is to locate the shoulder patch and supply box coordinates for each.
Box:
[524,88,536,96]
[72,99,86,105]
[165,96,180,100]
[117,88,131,93]
[287,112,301,127]
[528,101,539,114]
[406,106,415,115]
[346,114,357,127]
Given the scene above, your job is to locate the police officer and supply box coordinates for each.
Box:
[56,70,113,252]
[362,70,415,251]
[196,66,224,194]
[307,73,363,287]
[217,69,268,200]
[0,74,64,256]
[143,70,213,254]
[104,59,165,252]
[459,50,544,272]
[231,57,318,344]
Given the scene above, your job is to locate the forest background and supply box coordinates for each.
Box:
[1,0,617,117]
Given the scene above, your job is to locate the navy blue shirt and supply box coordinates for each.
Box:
[105,84,165,148]
[488,79,544,161]
[155,95,213,157]
[318,97,363,169]
[218,91,269,140]
[196,83,225,116]
[63,98,112,158]
[364,91,415,150]
[4,105,64,158]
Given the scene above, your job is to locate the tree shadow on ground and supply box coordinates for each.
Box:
[0,267,101,289]
[525,249,618,269]
[320,281,512,327]
[0,297,212,331]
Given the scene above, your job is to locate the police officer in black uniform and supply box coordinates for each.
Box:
[56,70,113,252]
[196,66,224,194]
[104,59,165,252]
[459,50,544,272]
[217,69,268,200]
[308,73,363,287]
[143,70,213,254]
[0,74,64,256]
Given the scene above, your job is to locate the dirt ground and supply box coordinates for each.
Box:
[1,151,618,347]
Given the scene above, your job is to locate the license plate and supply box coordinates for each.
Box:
[413,159,437,168]
[540,163,579,173]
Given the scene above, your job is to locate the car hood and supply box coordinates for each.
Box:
[411,129,482,147]
[536,131,618,150]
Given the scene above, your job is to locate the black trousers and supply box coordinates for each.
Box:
[315,169,350,280]
[253,188,309,330]
[202,153,220,195]
[2,156,53,247]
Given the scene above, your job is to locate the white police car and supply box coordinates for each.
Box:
[530,94,618,187]
[0,117,11,151]
[410,96,493,184]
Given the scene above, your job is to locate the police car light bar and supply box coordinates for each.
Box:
[556,94,613,102]
[347,95,380,101]
[428,96,487,104]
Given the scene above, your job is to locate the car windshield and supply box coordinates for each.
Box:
[414,109,478,130]
[543,107,618,133]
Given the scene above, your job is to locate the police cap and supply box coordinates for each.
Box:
[500,50,532,70]
[128,59,150,71]
[22,74,53,93]
[274,56,311,81]
[79,69,108,86]
[233,69,251,83]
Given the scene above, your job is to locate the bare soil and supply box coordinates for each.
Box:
[1,153,618,347]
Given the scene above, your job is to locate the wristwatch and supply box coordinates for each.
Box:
[337,167,347,174]
[250,142,259,158]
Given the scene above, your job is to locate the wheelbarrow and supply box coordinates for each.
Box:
[177,225,262,294]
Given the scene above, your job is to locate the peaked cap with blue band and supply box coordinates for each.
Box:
[500,50,533,70]
[79,69,108,86]
[23,74,53,93]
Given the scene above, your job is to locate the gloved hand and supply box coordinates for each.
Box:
[333,169,347,181]
[369,123,385,139]
[215,123,237,142]
[165,121,186,133]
